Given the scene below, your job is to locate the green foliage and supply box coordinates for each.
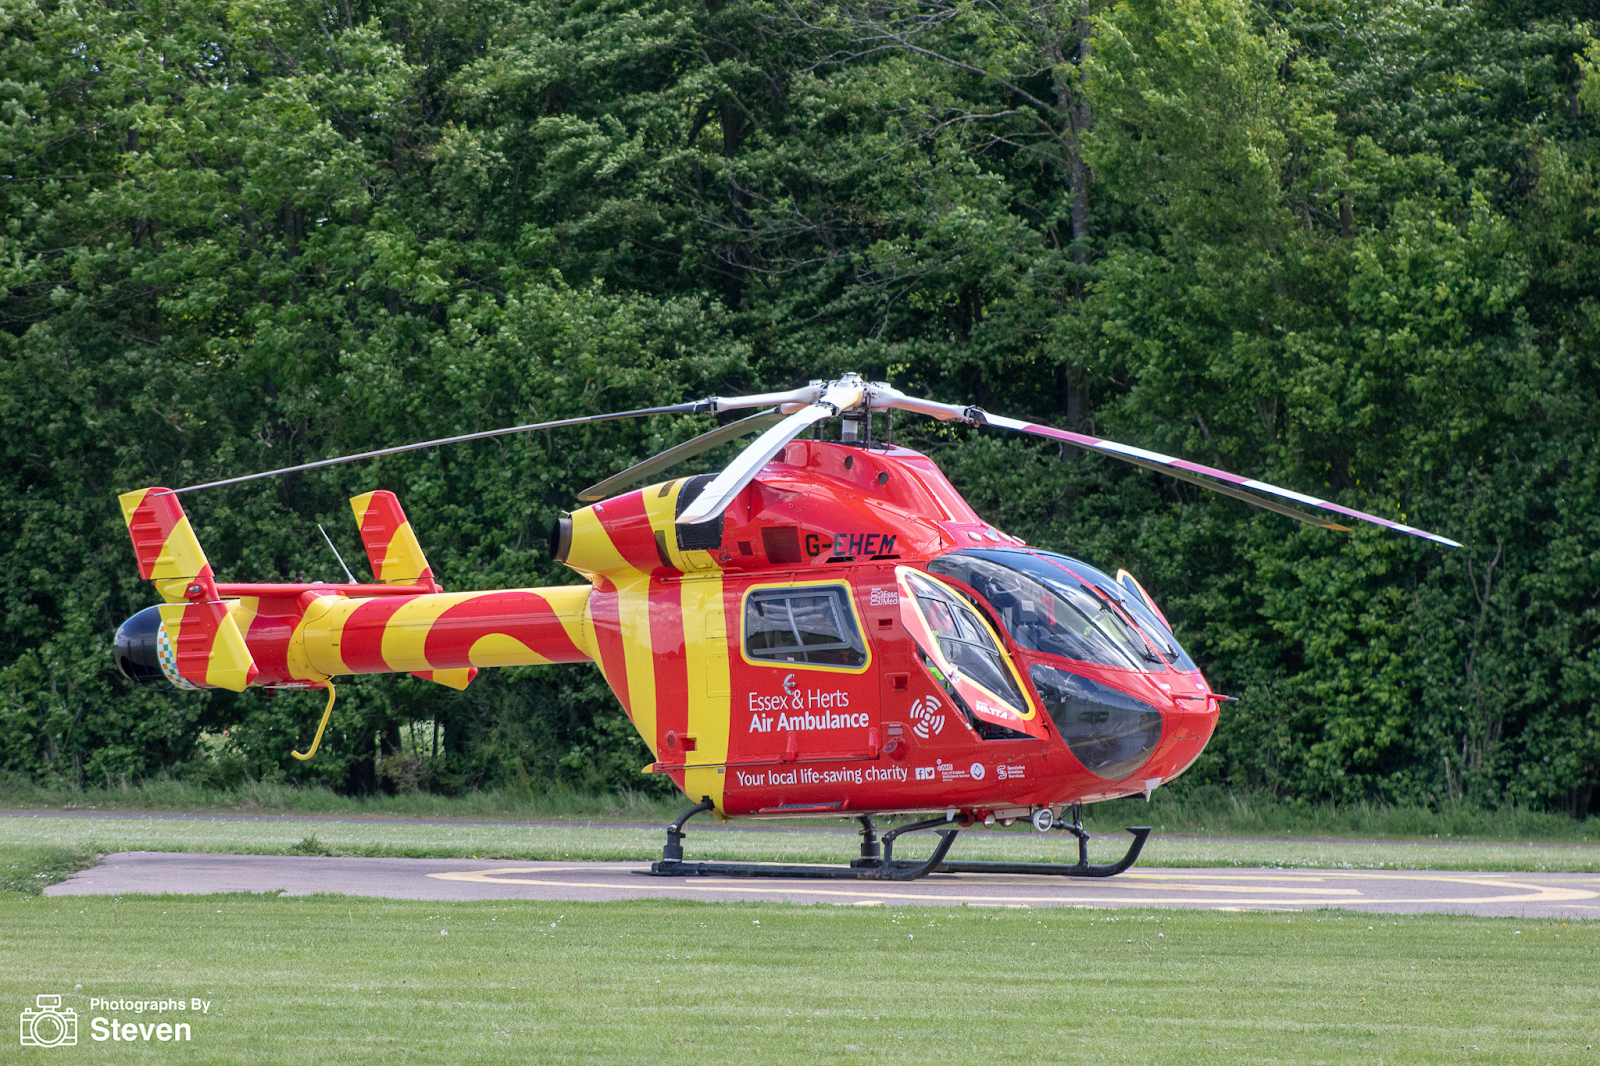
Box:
[1070,0,1599,811]
[0,0,1594,813]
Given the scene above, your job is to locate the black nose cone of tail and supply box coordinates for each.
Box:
[114,605,165,684]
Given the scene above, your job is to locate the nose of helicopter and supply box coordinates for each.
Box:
[1029,665,1167,780]
[922,545,1219,789]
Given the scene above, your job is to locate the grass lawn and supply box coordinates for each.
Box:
[2,892,1595,1065]
[5,776,1597,845]
[0,775,688,822]
[4,813,1599,873]
[1,845,97,895]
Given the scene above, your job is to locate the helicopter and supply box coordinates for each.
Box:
[112,374,1459,880]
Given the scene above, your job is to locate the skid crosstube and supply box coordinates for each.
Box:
[935,826,1151,878]
[641,802,1152,882]
[646,815,959,881]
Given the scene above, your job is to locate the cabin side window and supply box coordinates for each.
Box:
[744,586,868,668]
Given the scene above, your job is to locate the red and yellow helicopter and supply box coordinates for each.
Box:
[113,374,1458,880]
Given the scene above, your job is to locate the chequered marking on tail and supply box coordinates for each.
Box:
[154,618,201,690]
[350,491,435,586]
[118,486,256,689]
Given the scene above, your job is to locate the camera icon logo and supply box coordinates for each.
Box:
[20,994,77,1047]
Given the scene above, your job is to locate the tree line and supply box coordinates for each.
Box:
[1,0,1595,812]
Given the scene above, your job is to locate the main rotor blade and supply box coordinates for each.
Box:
[678,379,866,524]
[576,409,786,502]
[160,402,713,496]
[705,383,826,413]
[984,413,1462,548]
[863,383,1459,547]
[1047,438,1352,530]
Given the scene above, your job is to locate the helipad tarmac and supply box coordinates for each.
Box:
[44,852,1600,917]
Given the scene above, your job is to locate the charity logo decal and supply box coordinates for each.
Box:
[909,696,945,740]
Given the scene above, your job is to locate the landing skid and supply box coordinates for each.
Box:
[641,801,1151,881]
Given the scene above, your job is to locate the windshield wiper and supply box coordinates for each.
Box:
[1075,582,1162,664]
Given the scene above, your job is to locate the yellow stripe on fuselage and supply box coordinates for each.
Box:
[558,480,733,811]
[227,597,259,638]
[286,594,338,683]
[641,480,730,811]
[614,575,658,753]
[563,506,633,578]
[377,592,473,673]
[466,632,547,669]
[680,574,730,812]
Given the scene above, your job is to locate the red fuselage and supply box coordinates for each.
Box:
[562,439,1220,820]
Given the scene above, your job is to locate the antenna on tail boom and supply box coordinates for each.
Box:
[317,524,357,584]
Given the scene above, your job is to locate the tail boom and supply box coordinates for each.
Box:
[117,486,592,693]
[291,585,595,682]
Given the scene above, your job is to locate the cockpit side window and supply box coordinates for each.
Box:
[927,554,1147,669]
[903,571,1029,716]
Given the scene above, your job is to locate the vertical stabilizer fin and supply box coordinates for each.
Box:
[119,487,214,604]
[118,487,259,691]
[410,667,477,690]
[350,491,437,587]
[155,600,259,692]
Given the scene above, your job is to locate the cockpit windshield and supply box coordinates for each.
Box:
[927,549,1197,672]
